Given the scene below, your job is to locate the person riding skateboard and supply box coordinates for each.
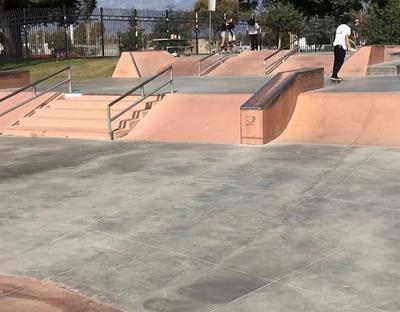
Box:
[331,15,355,82]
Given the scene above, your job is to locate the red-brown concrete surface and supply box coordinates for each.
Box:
[208,50,278,76]
[274,92,400,146]
[1,95,160,140]
[270,53,333,75]
[0,70,30,89]
[124,93,252,144]
[384,45,400,61]
[0,275,123,312]
[0,91,60,130]
[340,46,385,77]
[112,51,204,77]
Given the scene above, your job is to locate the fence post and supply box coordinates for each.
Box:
[23,8,30,64]
[165,10,169,37]
[133,9,138,51]
[195,12,199,54]
[63,6,69,59]
[100,7,105,57]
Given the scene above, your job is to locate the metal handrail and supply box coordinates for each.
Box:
[198,51,230,76]
[0,66,72,118]
[106,65,174,140]
[264,43,299,76]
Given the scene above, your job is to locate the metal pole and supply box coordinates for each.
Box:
[198,60,201,76]
[100,7,105,57]
[169,67,174,94]
[68,67,72,93]
[141,85,144,97]
[106,106,113,140]
[133,9,138,51]
[63,6,69,59]
[195,12,199,55]
[208,11,212,54]
[23,8,29,64]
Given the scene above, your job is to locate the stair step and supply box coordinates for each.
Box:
[387,52,400,60]
[1,126,108,139]
[367,61,400,76]
[19,116,107,130]
[36,108,128,118]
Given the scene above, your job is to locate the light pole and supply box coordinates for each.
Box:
[208,0,216,54]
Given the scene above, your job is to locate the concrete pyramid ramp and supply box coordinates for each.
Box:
[123,93,252,144]
[208,50,279,76]
[274,91,400,146]
[113,51,175,78]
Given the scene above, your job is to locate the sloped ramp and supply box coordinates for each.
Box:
[113,51,203,77]
[208,50,279,76]
[123,93,252,144]
[274,91,400,147]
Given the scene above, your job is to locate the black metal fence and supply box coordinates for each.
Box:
[1,7,399,70]
[0,8,243,70]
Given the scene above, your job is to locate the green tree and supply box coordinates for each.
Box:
[260,2,304,48]
[363,0,400,44]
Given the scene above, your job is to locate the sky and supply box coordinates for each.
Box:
[96,0,195,10]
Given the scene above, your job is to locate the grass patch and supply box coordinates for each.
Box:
[19,57,119,83]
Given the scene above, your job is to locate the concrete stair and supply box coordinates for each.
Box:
[1,94,163,140]
[367,60,400,76]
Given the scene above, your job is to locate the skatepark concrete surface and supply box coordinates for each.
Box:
[50,76,271,95]
[321,76,400,92]
[1,136,400,312]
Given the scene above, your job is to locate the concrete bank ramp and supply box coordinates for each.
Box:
[340,46,385,77]
[208,50,279,76]
[270,53,333,75]
[123,93,252,144]
[274,91,400,147]
[112,51,202,78]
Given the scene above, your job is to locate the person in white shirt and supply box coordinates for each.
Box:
[331,15,355,81]
[247,17,260,51]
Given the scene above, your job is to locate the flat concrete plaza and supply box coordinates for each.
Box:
[0,137,399,312]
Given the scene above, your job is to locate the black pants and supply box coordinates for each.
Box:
[250,34,258,51]
[332,45,346,78]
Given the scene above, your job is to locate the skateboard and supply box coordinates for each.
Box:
[330,78,342,84]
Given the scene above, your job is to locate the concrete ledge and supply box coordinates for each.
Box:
[0,70,30,89]
[240,67,324,145]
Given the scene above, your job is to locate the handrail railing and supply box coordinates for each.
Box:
[264,42,299,76]
[198,50,230,76]
[106,65,174,140]
[0,66,72,118]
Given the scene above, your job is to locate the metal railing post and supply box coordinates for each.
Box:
[169,67,174,94]
[32,86,36,97]
[68,66,72,93]
[198,61,201,76]
[100,7,105,57]
[106,105,113,140]
[141,85,145,97]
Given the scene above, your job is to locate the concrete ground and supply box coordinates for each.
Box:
[39,76,271,96]
[0,137,399,312]
[321,76,400,92]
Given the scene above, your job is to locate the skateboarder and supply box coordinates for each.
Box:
[248,17,260,51]
[331,15,355,83]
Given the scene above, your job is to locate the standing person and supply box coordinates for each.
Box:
[248,17,260,51]
[226,17,236,51]
[331,15,355,82]
[220,18,228,51]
